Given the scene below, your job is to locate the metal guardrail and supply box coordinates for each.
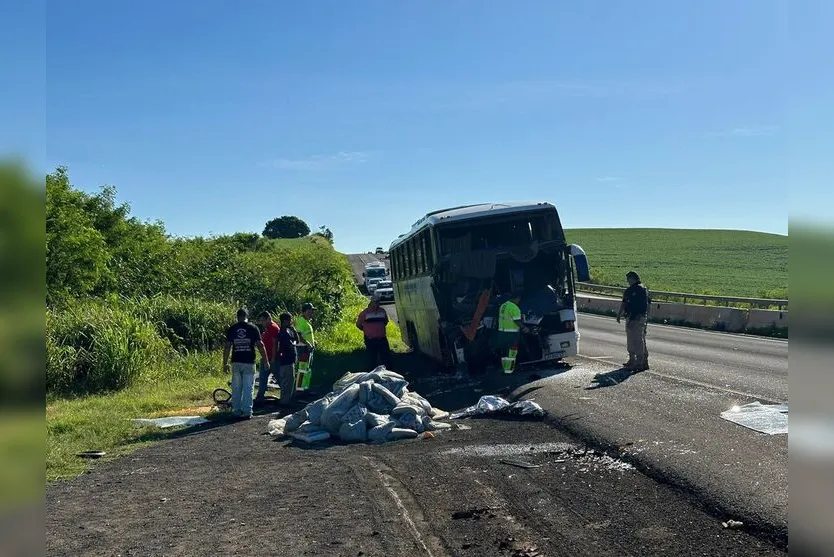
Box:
[576,282,788,311]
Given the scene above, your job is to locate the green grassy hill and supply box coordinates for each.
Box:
[565,228,787,299]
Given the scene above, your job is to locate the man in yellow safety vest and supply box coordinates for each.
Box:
[497,293,526,374]
[294,302,316,391]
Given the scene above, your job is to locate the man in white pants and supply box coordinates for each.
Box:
[223,308,270,419]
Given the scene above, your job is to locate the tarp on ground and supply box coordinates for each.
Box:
[720,401,788,435]
[131,416,209,428]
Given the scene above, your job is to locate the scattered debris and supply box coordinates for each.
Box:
[443,441,573,458]
[720,402,788,435]
[449,395,545,419]
[722,519,744,530]
[452,508,495,520]
[497,536,542,557]
[76,451,106,459]
[500,458,542,469]
[131,416,209,429]
[267,367,450,444]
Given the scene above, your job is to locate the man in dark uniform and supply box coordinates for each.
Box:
[223,308,270,419]
[616,271,650,371]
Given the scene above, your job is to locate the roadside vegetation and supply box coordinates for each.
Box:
[45,167,400,481]
[566,228,788,299]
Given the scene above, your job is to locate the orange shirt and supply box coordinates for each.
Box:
[356,307,389,339]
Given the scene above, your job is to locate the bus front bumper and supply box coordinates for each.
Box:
[522,331,579,364]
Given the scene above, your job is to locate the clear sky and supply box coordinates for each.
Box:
[11,1,832,252]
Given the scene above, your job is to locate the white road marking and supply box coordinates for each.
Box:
[575,354,784,404]
[365,458,437,557]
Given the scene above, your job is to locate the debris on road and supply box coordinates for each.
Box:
[267,367,451,443]
[722,519,744,530]
[76,451,106,459]
[499,458,542,469]
[451,508,495,520]
[719,401,788,435]
[131,416,209,429]
[449,395,545,420]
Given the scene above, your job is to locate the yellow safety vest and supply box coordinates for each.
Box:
[296,315,314,344]
[498,301,522,332]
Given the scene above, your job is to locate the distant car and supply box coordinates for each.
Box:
[367,277,383,294]
[373,280,394,303]
[375,247,384,254]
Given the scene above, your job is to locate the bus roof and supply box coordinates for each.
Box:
[389,201,557,251]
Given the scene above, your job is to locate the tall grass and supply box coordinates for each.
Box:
[46,302,175,396]
[127,296,234,353]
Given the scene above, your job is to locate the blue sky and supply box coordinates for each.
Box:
[8,1,832,252]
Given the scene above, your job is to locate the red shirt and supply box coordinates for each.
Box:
[356,307,389,339]
[261,321,280,361]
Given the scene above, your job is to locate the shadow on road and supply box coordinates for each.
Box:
[585,367,634,390]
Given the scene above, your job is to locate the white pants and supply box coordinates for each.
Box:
[231,363,256,416]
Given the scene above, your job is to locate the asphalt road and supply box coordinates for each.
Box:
[348,252,388,289]
[346,253,789,546]
[47,398,783,557]
[516,315,788,544]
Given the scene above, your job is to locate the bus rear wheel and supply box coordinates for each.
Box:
[406,322,420,353]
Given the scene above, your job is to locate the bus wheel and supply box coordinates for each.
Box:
[406,322,420,353]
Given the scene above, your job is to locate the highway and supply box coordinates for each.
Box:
[530,314,788,543]
[347,253,789,544]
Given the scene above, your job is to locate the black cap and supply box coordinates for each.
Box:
[279,312,292,322]
[626,271,641,282]
[236,308,248,320]
[301,302,314,312]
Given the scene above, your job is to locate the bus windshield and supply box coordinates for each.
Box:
[366,267,386,278]
[437,211,564,255]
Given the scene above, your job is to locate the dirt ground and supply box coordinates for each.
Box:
[46,373,784,557]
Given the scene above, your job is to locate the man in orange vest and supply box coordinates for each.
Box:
[356,298,391,370]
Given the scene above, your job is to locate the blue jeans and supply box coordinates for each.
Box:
[256,359,276,400]
[231,363,256,416]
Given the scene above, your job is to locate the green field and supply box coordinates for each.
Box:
[565,228,788,299]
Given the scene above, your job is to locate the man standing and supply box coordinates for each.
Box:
[223,308,270,419]
[276,312,299,406]
[497,293,526,374]
[254,311,280,405]
[617,271,650,371]
[356,298,391,370]
[294,302,316,392]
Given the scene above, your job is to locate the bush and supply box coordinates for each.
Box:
[44,168,366,396]
[127,296,235,353]
[47,302,175,395]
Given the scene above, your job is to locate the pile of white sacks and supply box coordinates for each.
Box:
[267,366,451,443]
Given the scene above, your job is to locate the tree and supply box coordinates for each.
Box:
[262,216,310,239]
[46,167,110,301]
[317,225,334,243]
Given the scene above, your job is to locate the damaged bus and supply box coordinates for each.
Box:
[388,201,590,374]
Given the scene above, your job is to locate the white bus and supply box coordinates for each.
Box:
[388,201,590,373]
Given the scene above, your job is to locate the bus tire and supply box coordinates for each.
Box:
[406,322,420,353]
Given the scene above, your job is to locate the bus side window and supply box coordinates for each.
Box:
[405,241,413,277]
[414,234,425,275]
[424,230,434,271]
